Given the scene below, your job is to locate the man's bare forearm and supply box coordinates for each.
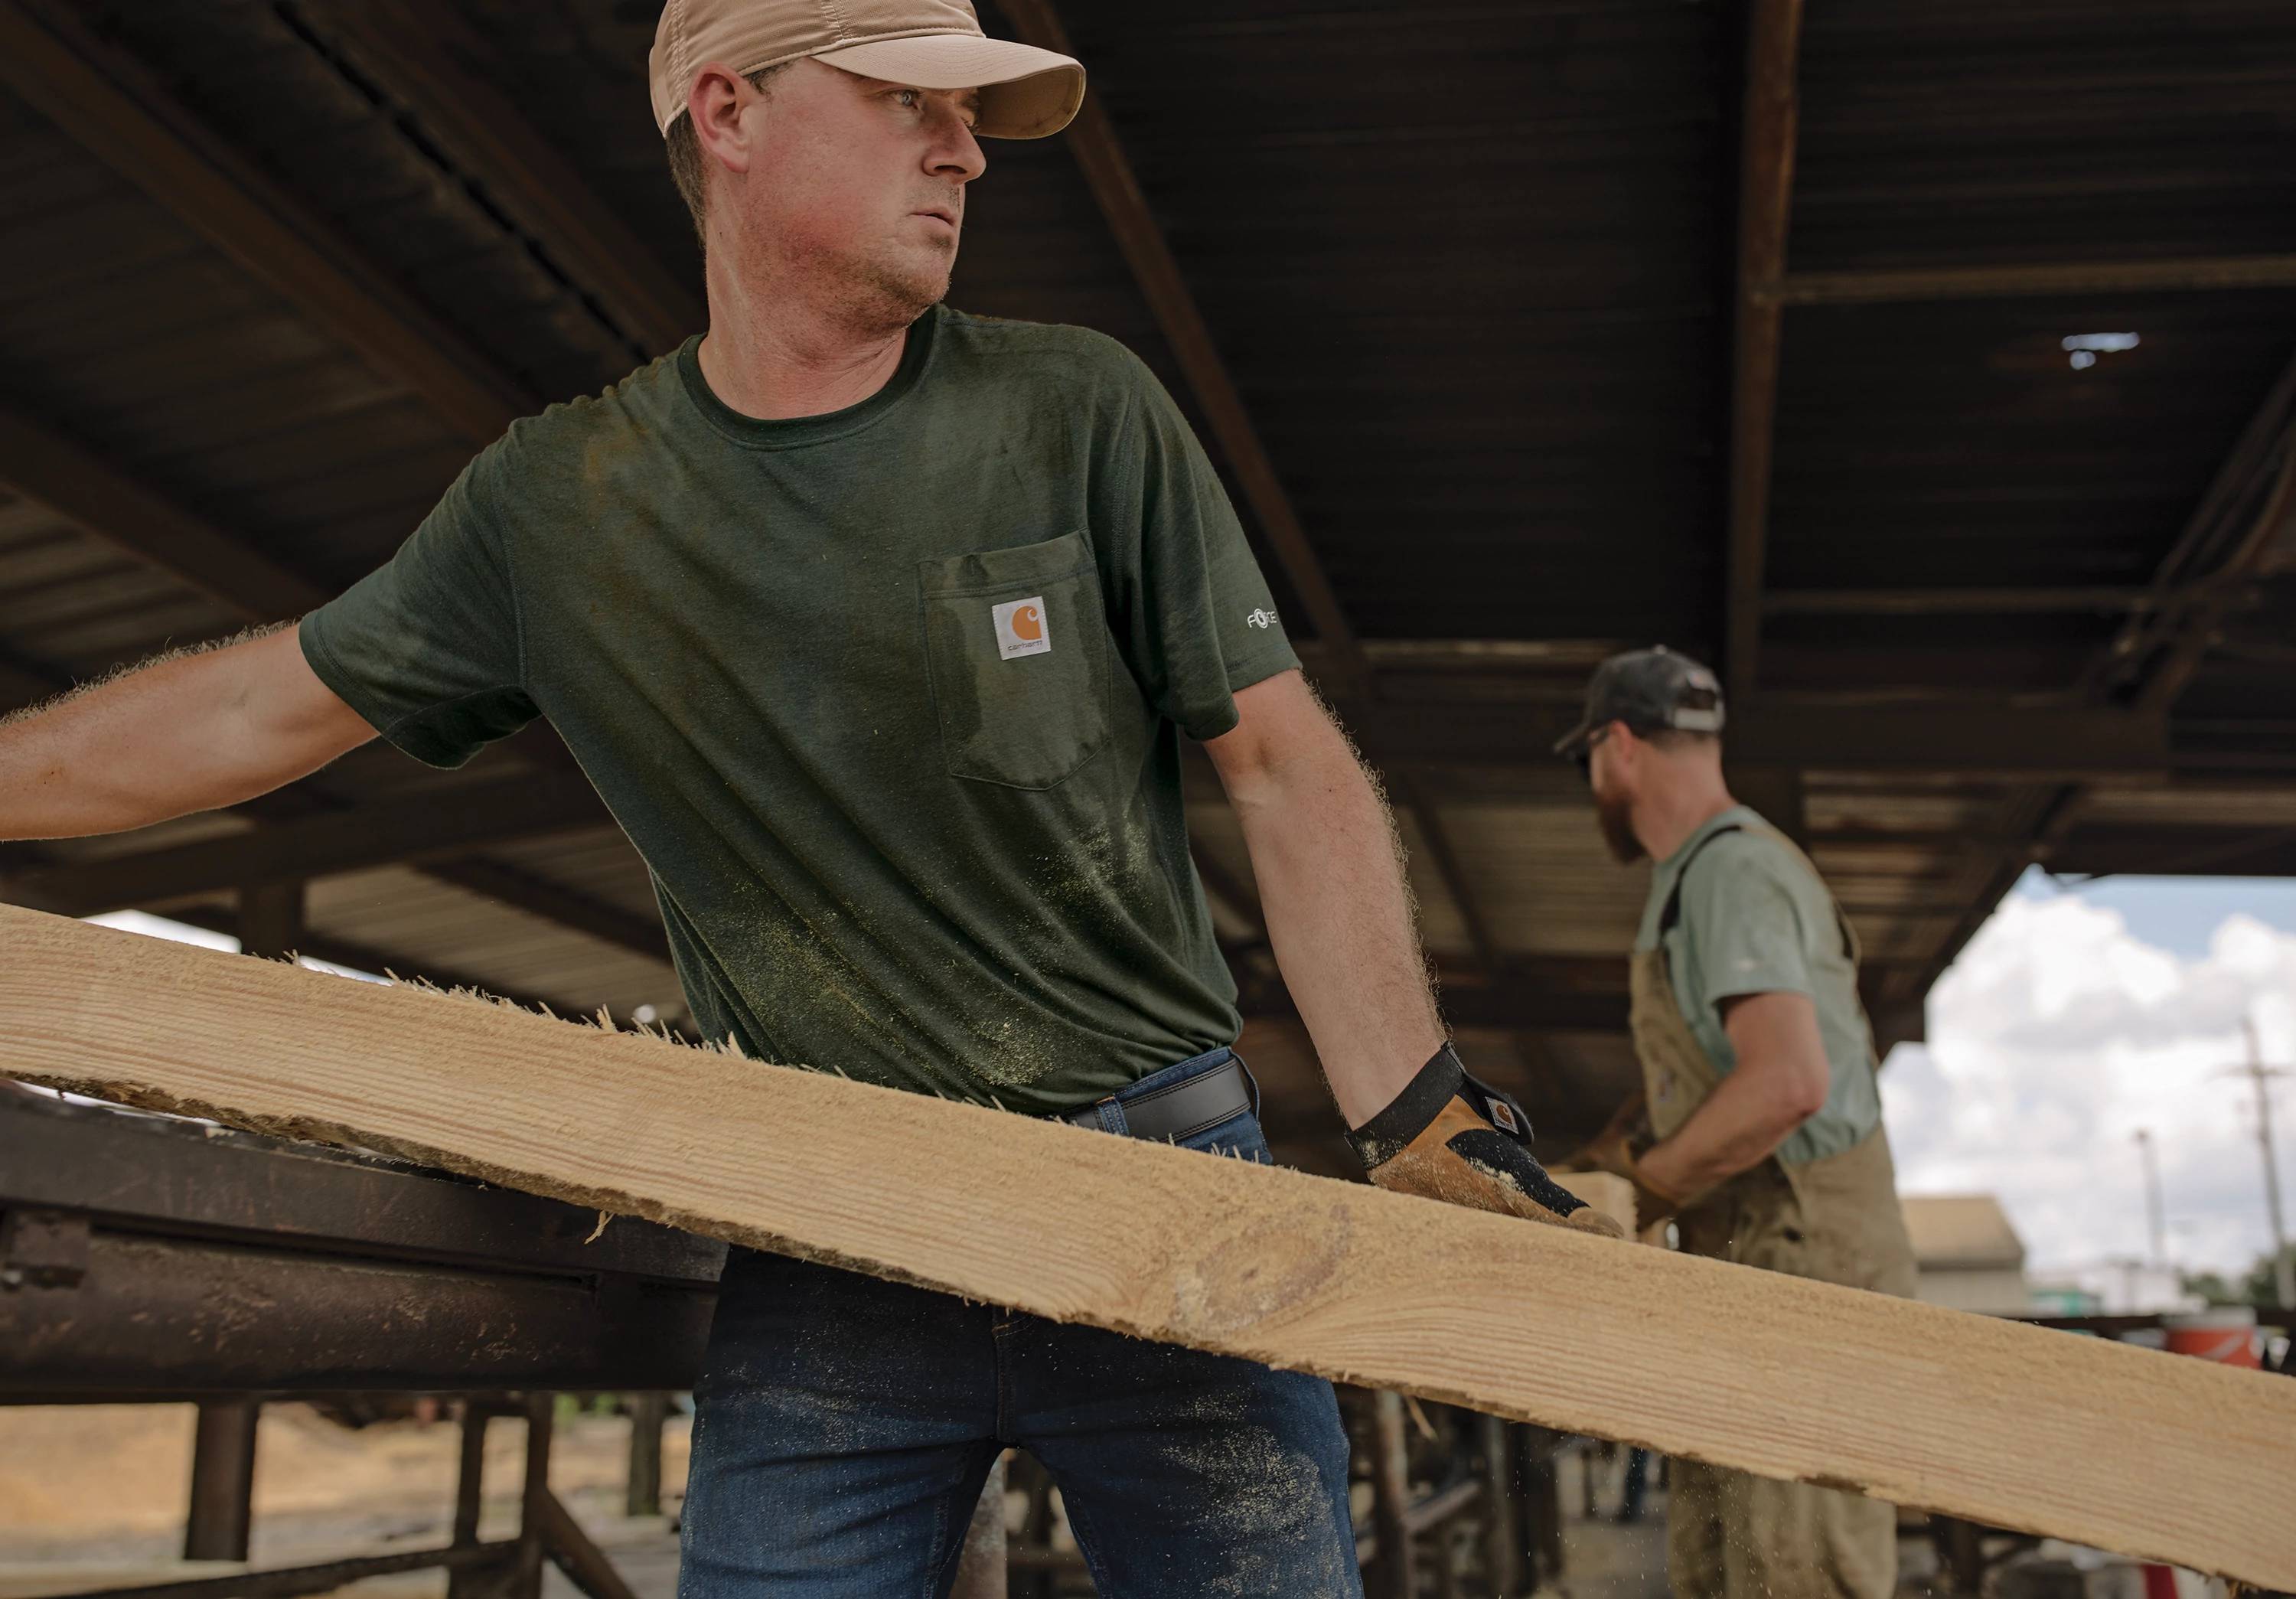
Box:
[0,623,374,842]
[1227,722,1441,1126]
[1637,992,1831,1199]
[1636,1069,1808,1198]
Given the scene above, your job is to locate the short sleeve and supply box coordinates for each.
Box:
[1681,839,1813,1010]
[1092,349,1299,741]
[299,441,537,768]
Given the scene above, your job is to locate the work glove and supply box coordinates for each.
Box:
[1347,1044,1625,1238]
[1567,1090,1692,1234]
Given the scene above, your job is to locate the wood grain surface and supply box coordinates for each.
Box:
[3,906,2290,1585]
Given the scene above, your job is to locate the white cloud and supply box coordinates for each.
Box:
[1883,893,2296,1277]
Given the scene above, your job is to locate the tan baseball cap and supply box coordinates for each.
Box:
[650,0,1085,139]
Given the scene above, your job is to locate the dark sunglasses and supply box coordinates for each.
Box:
[1573,724,1614,780]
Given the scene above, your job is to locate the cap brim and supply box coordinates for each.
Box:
[1552,716,1598,759]
[816,36,1084,139]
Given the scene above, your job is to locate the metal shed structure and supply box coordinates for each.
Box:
[2,0,2293,1165]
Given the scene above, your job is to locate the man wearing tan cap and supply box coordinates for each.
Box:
[0,0,1618,1589]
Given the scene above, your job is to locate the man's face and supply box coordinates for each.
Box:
[1585,726,1645,865]
[726,60,985,326]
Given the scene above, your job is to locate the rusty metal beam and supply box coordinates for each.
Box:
[287,0,702,356]
[0,0,532,442]
[1776,254,2296,307]
[1763,585,2161,618]
[1722,0,1806,704]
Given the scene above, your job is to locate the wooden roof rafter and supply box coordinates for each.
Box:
[1881,343,2296,1017]
[0,0,533,444]
[280,0,703,357]
[1722,0,1806,706]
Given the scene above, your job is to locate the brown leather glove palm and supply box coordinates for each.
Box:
[1567,1089,1692,1233]
[1348,1045,1625,1238]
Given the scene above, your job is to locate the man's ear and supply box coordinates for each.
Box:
[687,62,757,178]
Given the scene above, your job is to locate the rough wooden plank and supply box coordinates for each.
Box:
[1,905,2290,1588]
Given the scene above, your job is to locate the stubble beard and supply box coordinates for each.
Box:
[738,207,956,341]
[1596,789,1645,865]
[839,244,952,334]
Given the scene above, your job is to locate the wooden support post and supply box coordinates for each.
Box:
[1479,1413,1517,1598]
[183,1397,259,1561]
[6,906,2294,1590]
[1723,0,1807,704]
[535,1486,644,1599]
[237,880,305,963]
[1370,1391,1417,1599]
[1517,1428,1565,1590]
[515,1394,553,1599]
[445,1402,491,1599]
[625,1393,665,1519]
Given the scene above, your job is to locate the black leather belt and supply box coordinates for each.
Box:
[1061,1056,1254,1142]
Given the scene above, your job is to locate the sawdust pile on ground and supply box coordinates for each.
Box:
[0,1404,690,1552]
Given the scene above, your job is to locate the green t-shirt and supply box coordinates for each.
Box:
[1632,805,1882,1163]
[302,305,1298,1112]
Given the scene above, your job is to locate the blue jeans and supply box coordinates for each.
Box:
[676,1048,1363,1597]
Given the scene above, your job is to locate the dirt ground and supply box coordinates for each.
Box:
[0,1402,1679,1599]
[0,1401,690,1596]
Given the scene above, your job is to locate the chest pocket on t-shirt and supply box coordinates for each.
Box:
[918,532,1114,789]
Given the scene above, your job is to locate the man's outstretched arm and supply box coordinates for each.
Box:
[0,622,377,842]
[1205,669,1618,1235]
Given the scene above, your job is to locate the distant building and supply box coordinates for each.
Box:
[1902,1194,2031,1315]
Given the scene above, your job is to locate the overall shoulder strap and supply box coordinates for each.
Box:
[1658,824,1744,940]
[1746,824,1859,963]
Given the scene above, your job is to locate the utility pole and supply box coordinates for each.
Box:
[2229,1020,2293,1311]
[2134,1128,2167,1266]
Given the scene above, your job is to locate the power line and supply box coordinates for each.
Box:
[2219,1018,2294,1310]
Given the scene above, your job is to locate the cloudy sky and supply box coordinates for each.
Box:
[1883,871,2296,1278]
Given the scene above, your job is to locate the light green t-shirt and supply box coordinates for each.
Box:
[302,305,1298,1113]
[1633,805,1882,1164]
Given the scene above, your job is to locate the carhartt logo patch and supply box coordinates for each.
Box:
[1485,1096,1521,1135]
[993,596,1050,660]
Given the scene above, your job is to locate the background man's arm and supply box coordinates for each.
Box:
[1635,990,1831,1201]
[0,623,377,842]
[1202,669,1436,1125]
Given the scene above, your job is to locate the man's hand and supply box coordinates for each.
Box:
[1568,1091,1692,1234]
[1348,1044,1625,1238]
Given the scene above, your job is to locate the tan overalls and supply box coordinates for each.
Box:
[1628,821,1918,1599]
